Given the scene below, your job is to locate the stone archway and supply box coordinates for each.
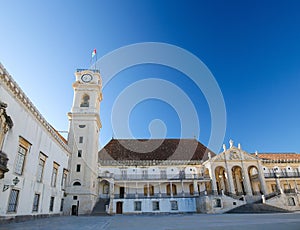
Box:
[99,179,110,198]
[231,166,245,195]
[248,166,261,195]
[215,166,229,195]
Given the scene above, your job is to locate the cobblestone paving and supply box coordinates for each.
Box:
[1,213,300,230]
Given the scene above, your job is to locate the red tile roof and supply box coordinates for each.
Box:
[99,139,215,162]
[257,153,300,160]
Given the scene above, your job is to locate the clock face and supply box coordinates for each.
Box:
[81,74,92,83]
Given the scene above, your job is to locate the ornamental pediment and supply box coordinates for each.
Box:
[211,141,258,162]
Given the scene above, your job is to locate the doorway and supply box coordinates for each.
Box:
[116,201,123,214]
[71,205,77,215]
[120,187,125,198]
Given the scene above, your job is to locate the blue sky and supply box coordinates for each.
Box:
[1,0,300,153]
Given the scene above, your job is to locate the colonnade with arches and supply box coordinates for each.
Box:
[211,164,267,196]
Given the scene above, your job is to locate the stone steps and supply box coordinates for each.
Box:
[226,203,289,213]
[91,198,110,216]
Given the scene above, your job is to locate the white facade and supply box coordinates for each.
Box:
[0,64,70,219]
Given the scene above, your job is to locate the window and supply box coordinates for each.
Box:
[79,136,83,143]
[134,201,142,211]
[49,197,55,212]
[76,164,81,172]
[32,193,40,212]
[60,199,64,212]
[80,94,90,107]
[213,198,222,208]
[143,185,154,196]
[142,170,148,179]
[288,197,296,206]
[73,181,81,186]
[14,137,31,175]
[51,162,59,187]
[121,170,127,179]
[170,201,178,210]
[189,184,194,195]
[166,184,177,196]
[61,169,67,190]
[73,196,78,200]
[77,150,82,157]
[152,201,159,211]
[7,189,19,212]
[37,152,47,182]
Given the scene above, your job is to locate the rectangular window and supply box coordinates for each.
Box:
[121,170,127,179]
[51,162,59,187]
[79,136,83,143]
[60,199,64,212]
[36,152,47,182]
[7,189,19,213]
[14,137,31,175]
[61,169,67,190]
[142,170,148,179]
[76,164,81,172]
[32,193,40,212]
[77,150,82,157]
[134,201,142,211]
[49,196,55,212]
[73,196,78,200]
[170,201,178,210]
[152,201,159,211]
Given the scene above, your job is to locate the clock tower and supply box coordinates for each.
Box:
[66,69,102,215]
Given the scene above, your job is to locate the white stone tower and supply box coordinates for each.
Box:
[66,69,102,215]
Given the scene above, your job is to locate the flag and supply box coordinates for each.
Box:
[91,48,97,58]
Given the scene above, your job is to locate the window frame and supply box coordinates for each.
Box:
[7,189,20,213]
[32,193,40,212]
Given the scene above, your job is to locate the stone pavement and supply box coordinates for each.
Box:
[1,213,300,230]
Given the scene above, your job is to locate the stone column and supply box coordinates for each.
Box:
[181,180,185,196]
[242,167,253,196]
[226,167,236,195]
[193,180,198,196]
[170,182,173,197]
[209,165,218,195]
[257,161,267,195]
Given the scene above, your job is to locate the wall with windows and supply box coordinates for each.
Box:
[112,197,196,214]
[0,65,70,219]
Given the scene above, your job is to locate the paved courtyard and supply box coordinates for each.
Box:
[1,213,300,230]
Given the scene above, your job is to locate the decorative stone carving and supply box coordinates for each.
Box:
[0,101,13,179]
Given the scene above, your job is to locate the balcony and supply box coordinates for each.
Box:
[113,192,201,199]
[264,172,300,178]
[99,173,210,181]
[0,151,9,179]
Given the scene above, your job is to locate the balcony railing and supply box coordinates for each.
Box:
[99,173,210,181]
[113,192,203,199]
[264,172,300,178]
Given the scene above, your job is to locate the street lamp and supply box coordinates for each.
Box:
[2,176,20,192]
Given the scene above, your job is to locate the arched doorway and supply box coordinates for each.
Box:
[215,166,228,195]
[232,166,245,195]
[248,166,261,195]
[99,180,110,198]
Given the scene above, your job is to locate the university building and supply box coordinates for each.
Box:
[0,63,300,220]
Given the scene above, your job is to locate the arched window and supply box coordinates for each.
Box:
[144,184,154,196]
[73,181,81,186]
[80,94,90,107]
[166,184,177,196]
